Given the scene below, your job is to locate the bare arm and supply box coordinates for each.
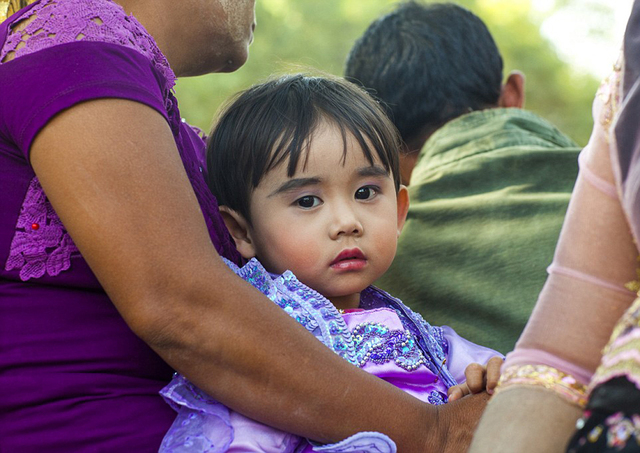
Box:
[469,387,582,453]
[30,98,486,451]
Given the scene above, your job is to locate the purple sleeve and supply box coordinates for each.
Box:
[0,41,168,159]
[441,325,504,384]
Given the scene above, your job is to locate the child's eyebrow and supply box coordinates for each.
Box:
[268,166,390,198]
[358,165,391,179]
[268,177,321,197]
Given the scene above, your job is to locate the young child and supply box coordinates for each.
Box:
[159,74,503,452]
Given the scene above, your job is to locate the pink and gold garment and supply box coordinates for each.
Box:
[160,258,501,452]
[498,58,639,398]
[495,29,640,430]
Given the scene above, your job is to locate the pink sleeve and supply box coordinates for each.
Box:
[505,70,639,385]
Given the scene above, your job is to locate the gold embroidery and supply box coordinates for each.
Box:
[495,364,588,408]
[598,55,623,132]
[625,256,640,294]
[589,298,640,392]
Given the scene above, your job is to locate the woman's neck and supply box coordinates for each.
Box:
[113,0,184,75]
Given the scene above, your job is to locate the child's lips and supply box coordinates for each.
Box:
[330,248,367,271]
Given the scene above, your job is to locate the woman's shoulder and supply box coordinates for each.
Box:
[1,0,174,85]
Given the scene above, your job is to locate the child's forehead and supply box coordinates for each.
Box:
[256,116,398,191]
[283,127,384,173]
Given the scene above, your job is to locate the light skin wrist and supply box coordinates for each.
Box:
[469,386,583,453]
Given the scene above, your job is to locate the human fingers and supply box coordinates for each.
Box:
[464,363,486,394]
[447,383,470,402]
[485,356,504,395]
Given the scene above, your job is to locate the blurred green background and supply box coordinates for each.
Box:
[175,0,618,147]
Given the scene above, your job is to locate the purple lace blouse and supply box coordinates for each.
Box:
[0,0,239,450]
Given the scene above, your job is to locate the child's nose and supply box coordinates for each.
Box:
[330,209,364,239]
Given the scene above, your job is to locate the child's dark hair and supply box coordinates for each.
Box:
[206,74,402,223]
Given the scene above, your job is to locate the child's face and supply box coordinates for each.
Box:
[241,121,409,310]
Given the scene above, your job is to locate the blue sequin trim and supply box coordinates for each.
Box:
[223,259,457,389]
[352,322,426,371]
[227,258,357,364]
[427,390,447,406]
[361,286,457,388]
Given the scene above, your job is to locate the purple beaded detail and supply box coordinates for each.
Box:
[427,390,447,406]
[362,286,457,388]
[5,177,79,281]
[352,322,427,371]
[0,0,176,90]
[230,258,358,364]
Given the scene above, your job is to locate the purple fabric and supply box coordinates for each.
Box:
[0,42,168,156]
[441,325,504,384]
[160,259,502,452]
[0,0,176,88]
[0,2,240,450]
[342,308,450,402]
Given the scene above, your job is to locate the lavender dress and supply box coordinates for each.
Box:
[160,259,501,452]
[0,1,239,450]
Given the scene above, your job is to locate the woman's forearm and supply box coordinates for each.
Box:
[131,256,492,451]
[30,97,479,451]
[469,387,582,453]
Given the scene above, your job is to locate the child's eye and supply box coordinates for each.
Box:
[296,195,321,209]
[355,186,378,200]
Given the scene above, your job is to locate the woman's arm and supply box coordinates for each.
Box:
[30,97,486,452]
[469,65,638,452]
[470,387,583,452]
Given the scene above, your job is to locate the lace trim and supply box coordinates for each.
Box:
[0,0,175,90]
[0,1,208,280]
[495,364,588,408]
[230,258,359,363]
[4,177,80,281]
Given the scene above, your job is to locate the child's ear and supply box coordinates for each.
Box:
[396,185,410,236]
[219,206,257,260]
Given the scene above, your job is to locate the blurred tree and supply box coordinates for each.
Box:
[175,0,606,146]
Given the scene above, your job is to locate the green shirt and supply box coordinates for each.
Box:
[376,108,580,353]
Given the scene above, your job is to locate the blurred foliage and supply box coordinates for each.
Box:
[175,0,608,146]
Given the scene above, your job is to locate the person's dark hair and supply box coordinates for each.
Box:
[206,74,402,223]
[344,1,503,146]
